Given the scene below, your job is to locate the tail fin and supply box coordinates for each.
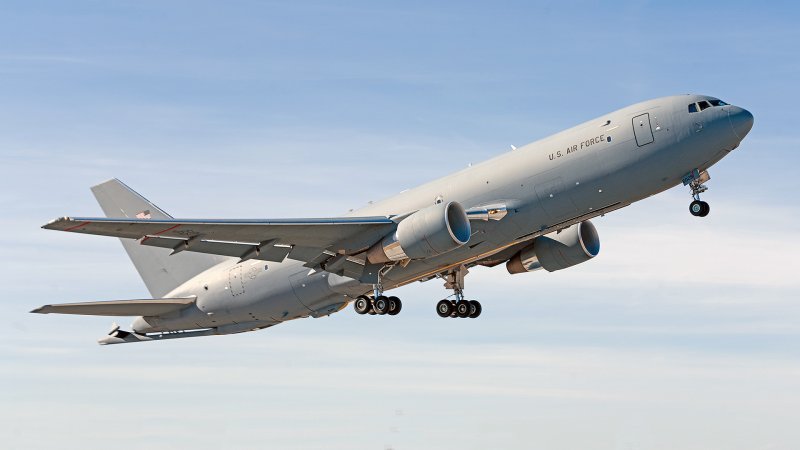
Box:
[91,179,228,298]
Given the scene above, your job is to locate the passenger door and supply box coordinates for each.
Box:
[632,113,654,146]
[228,265,245,296]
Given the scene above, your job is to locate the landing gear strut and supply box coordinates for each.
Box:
[684,169,711,217]
[437,266,481,319]
[353,265,403,316]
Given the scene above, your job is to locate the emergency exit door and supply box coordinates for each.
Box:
[632,113,654,146]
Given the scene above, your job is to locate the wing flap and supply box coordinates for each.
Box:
[138,235,294,262]
[31,297,196,317]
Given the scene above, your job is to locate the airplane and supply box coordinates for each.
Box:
[32,94,754,344]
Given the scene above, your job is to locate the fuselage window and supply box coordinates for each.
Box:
[709,99,728,107]
[698,100,712,111]
[688,103,698,113]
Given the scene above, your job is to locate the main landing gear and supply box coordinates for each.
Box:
[436,299,481,319]
[436,266,481,319]
[353,294,402,316]
[352,265,483,319]
[685,169,711,217]
[353,266,403,316]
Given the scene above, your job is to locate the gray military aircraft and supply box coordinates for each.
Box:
[33,94,753,344]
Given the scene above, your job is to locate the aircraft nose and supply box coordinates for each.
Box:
[729,106,754,140]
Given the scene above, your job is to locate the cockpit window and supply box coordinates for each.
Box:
[688,99,728,113]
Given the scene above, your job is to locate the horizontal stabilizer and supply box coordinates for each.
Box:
[97,320,274,345]
[31,297,196,317]
[99,328,216,345]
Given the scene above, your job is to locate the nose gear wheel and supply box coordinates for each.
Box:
[684,169,712,217]
[689,200,710,217]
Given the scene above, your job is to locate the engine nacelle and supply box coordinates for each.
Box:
[506,220,600,273]
[366,201,471,263]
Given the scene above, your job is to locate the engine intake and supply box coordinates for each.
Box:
[367,201,471,263]
[507,220,600,273]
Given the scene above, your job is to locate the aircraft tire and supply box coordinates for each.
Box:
[468,300,482,318]
[436,299,453,317]
[373,296,390,315]
[689,200,704,216]
[456,300,471,318]
[354,296,371,315]
[699,201,710,217]
[387,296,402,315]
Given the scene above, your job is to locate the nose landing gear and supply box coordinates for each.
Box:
[684,169,711,217]
[689,199,710,217]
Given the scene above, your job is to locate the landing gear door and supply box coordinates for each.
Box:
[632,113,654,146]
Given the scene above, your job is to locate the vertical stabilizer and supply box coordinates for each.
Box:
[91,179,228,298]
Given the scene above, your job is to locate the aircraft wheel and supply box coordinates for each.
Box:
[468,300,482,318]
[690,200,704,216]
[699,201,710,217]
[354,296,371,315]
[373,296,390,315]
[455,300,471,318]
[436,299,454,317]
[387,296,402,316]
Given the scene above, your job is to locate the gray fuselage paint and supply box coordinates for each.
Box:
[136,95,747,333]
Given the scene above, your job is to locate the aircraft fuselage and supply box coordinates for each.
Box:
[127,94,753,335]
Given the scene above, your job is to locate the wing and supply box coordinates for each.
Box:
[43,215,397,277]
[31,297,196,316]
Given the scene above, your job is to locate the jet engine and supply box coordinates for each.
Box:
[506,220,600,273]
[366,201,471,263]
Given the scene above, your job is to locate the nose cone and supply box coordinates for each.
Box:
[729,106,754,140]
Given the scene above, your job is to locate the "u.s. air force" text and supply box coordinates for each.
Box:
[548,134,609,161]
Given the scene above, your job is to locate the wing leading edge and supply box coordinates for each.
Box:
[31,297,196,316]
[43,215,397,263]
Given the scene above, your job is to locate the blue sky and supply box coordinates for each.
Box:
[1,1,799,449]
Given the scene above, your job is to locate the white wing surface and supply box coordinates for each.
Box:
[31,297,196,316]
[42,215,396,273]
